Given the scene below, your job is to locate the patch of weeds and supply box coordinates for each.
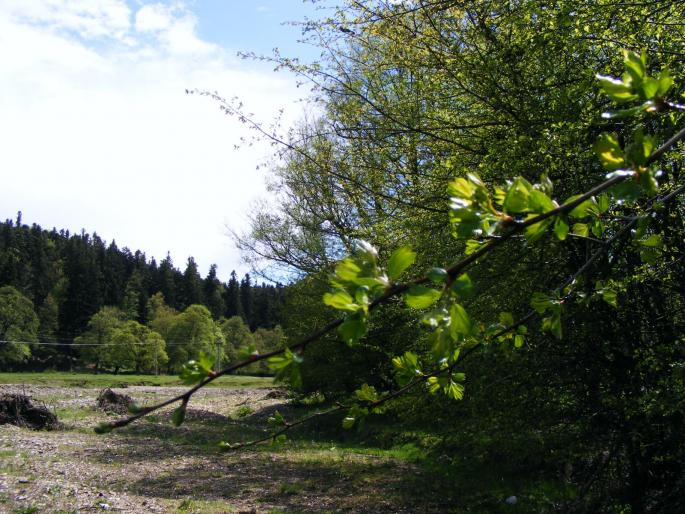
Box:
[178,499,193,512]
[278,482,304,495]
[146,414,160,423]
[12,507,40,514]
[177,498,235,513]
[234,405,254,418]
[297,392,325,406]
[0,450,16,458]
[47,484,63,495]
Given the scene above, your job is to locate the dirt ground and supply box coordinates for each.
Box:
[0,384,442,514]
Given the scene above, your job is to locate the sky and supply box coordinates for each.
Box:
[0,0,325,282]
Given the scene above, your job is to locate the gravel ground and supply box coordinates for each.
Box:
[0,384,433,514]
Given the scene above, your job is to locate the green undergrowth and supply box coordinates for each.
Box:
[0,371,273,389]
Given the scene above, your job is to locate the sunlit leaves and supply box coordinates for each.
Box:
[355,383,379,402]
[404,285,441,309]
[392,351,421,386]
[598,50,674,119]
[387,246,416,281]
[267,410,287,427]
[337,314,367,345]
[594,133,625,171]
[426,373,465,401]
[179,352,215,385]
[451,273,473,298]
[449,303,472,338]
[554,217,569,241]
[448,173,499,239]
[268,347,303,389]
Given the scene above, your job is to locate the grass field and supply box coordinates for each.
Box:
[0,373,569,513]
[0,371,273,389]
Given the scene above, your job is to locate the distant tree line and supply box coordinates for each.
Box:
[0,213,286,370]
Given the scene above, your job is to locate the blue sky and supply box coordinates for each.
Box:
[0,0,328,281]
[191,1,322,59]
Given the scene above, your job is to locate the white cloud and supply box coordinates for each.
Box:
[0,0,131,40]
[0,0,302,280]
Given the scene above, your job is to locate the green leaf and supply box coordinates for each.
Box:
[451,273,473,298]
[542,313,562,339]
[427,267,449,285]
[268,410,286,427]
[601,289,618,308]
[342,417,356,429]
[601,104,649,120]
[597,194,610,213]
[171,405,186,427]
[657,69,674,96]
[237,344,259,360]
[499,311,514,326]
[323,290,360,313]
[449,303,472,339]
[514,334,524,348]
[338,315,367,345]
[464,239,485,255]
[392,351,421,385]
[405,285,441,309]
[596,74,638,103]
[566,195,597,219]
[179,353,215,385]
[639,234,662,247]
[554,217,569,241]
[594,133,625,171]
[503,177,532,213]
[626,129,656,167]
[623,49,646,83]
[446,380,465,401]
[387,246,416,281]
[356,383,379,402]
[640,77,659,100]
[524,217,553,243]
[426,376,442,394]
[531,292,553,314]
[572,223,589,237]
[448,177,475,198]
[334,259,361,281]
[529,190,555,213]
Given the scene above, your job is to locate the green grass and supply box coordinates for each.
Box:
[0,371,273,389]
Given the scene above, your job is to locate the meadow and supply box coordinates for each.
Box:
[0,373,568,513]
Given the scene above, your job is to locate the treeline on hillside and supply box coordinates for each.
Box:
[0,213,286,370]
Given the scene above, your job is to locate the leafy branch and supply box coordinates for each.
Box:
[96,50,685,442]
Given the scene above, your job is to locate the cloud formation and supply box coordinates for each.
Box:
[0,0,301,280]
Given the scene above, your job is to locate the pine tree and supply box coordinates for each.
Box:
[180,257,203,309]
[223,270,244,319]
[203,264,226,319]
[240,273,254,329]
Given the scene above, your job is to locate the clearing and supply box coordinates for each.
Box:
[0,373,469,514]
